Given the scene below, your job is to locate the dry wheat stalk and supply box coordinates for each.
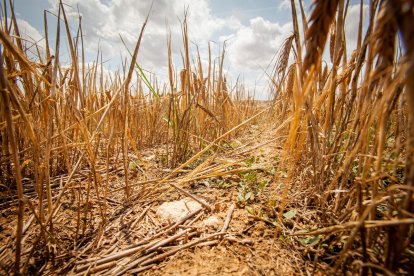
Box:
[303,0,340,72]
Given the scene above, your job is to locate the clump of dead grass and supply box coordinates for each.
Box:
[270,0,414,274]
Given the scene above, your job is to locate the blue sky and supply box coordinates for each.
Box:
[13,1,294,41]
[9,0,366,99]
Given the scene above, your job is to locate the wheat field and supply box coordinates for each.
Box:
[0,0,413,274]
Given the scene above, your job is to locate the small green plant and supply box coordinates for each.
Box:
[245,205,276,225]
[128,160,139,171]
[299,235,320,246]
[212,179,235,189]
[244,156,258,167]
[237,171,255,205]
[237,182,253,204]
[243,171,257,183]
[258,179,269,191]
[283,209,296,220]
[237,170,271,205]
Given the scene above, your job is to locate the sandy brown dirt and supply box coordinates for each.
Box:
[140,123,309,275]
[1,120,323,275]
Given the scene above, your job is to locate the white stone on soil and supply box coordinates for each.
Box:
[156,197,202,223]
[203,216,221,229]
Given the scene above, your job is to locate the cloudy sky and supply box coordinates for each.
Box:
[11,0,367,99]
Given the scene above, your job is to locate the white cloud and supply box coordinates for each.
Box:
[278,0,308,13]
[278,0,291,11]
[10,18,48,59]
[226,17,292,70]
[221,17,293,99]
[15,18,43,43]
[46,0,235,77]
[15,0,308,98]
[344,3,369,56]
